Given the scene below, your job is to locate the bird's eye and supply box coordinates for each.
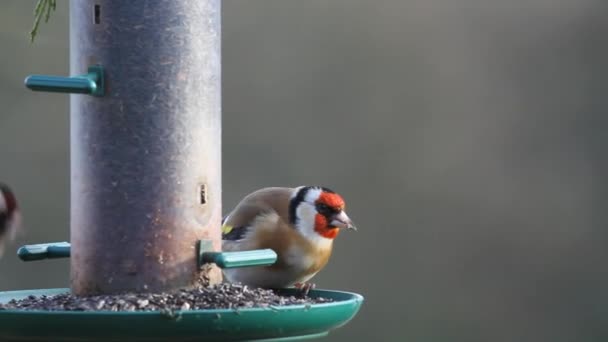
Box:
[316,203,334,216]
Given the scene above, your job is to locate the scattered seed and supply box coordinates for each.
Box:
[0,283,332,312]
[136,299,149,308]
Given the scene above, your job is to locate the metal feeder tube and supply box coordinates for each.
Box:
[69,0,222,295]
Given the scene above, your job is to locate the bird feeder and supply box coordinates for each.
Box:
[0,0,362,340]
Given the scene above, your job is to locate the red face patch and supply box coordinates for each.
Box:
[314,214,340,239]
[316,192,345,211]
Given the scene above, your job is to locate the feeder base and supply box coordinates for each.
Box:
[0,288,363,341]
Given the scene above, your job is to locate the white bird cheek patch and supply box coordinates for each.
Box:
[296,203,317,236]
[296,203,334,247]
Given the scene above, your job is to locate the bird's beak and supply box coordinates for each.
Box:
[331,211,357,231]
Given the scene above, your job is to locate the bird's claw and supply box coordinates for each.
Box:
[294,282,316,297]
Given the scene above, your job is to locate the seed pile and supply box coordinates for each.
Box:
[0,283,332,313]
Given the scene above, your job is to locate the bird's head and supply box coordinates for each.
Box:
[289,186,356,242]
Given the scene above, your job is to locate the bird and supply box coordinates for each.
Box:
[0,183,21,257]
[221,186,356,293]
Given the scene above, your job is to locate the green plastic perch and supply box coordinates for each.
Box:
[17,242,70,261]
[18,241,277,270]
[24,65,104,97]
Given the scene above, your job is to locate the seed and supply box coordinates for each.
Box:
[0,283,332,312]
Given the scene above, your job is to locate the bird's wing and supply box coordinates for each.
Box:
[222,188,293,246]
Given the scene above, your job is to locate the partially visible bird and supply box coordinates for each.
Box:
[0,184,21,257]
[221,186,356,291]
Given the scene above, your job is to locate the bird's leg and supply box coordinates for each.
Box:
[294,282,316,297]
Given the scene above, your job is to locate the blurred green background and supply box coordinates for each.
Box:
[2,0,608,341]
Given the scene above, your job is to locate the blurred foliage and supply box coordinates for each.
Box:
[30,0,56,42]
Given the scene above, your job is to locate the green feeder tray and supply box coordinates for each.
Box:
[0,288,362,341]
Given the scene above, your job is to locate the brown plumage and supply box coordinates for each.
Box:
[222,186,356,288]
[0,184,21,257]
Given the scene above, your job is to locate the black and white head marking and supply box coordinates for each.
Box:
[288,186,336,245]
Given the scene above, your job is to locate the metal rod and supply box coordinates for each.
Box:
[70,0,222,295]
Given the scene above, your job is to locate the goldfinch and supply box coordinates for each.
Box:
[0,184,20,257]
[221,186,356,289]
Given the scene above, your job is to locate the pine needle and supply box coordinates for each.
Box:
[30,0,57,43]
